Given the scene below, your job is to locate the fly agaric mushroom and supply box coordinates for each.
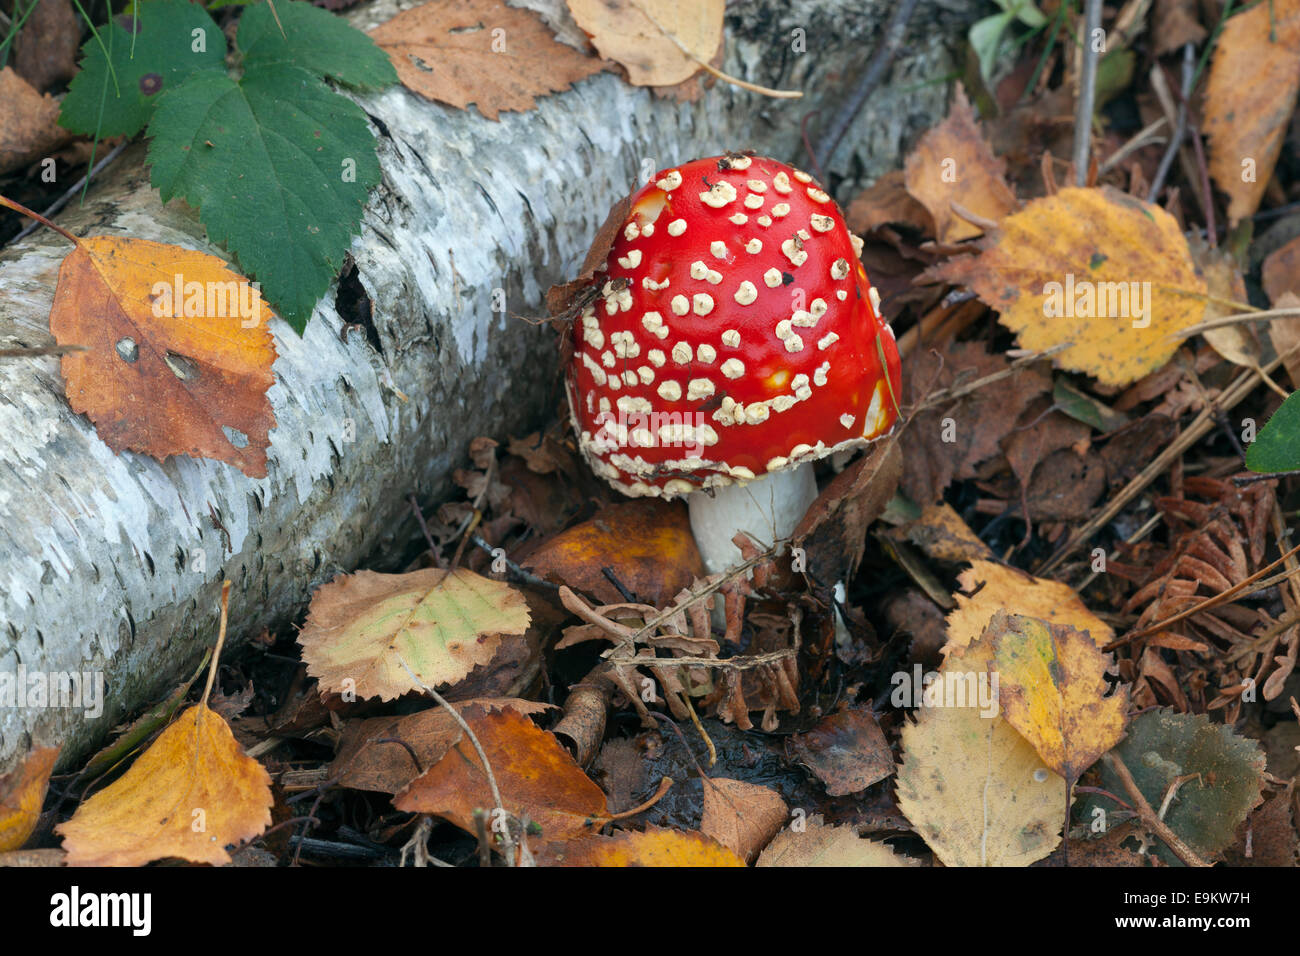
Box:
[562,152,902,578]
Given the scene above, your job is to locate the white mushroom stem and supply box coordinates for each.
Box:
[687,461,818,578]
[687,462,850,643]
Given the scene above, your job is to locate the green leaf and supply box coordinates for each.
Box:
[59,0,226,137]
[968,11,1015,82]
[146,62,382,332]
[1053,378,1128,433]
[1084,709,1265,865]
[237,0,397,90]
[1246,391,1300,473]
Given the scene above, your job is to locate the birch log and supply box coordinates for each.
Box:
[0,0,975,770]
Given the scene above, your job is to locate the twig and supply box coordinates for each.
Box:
[12,140,130,244]
[1172,305,1300,338]
[469,534,559,590]
[1072,0,1104,185]
[914,343,1068,411]
[814,0,921,172]
[397,659,516,864]
[1103,752,1210,866]
[408,494,447,569]
[1146,44,1193,201]
[0,345,87,358]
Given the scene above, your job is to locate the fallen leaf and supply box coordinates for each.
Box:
[903,83,1018,242]
[893,502,993,563]
[894,653,1067,866]
[1268,291,1300,389]
[1203,0,1300,223]
[988,611,1128,783]
[1085,709,1266,864]
[48,236,277,477]
[330,697,553,793]
[902,342,1051,504]
[757,818,917,866]
[1262,237,1300,305]
[371,0,607,120]
[1224,789,1298,867]
[551,825,745,866]
[944,559,1114,656]
[393,706,611,845]
[56,704,272,866]
[1152,0,1207,55]
[846,170,935,236]
[0,67,72,175]
[787,706,894,796]
[928,187,1205,387]
[11,0,79,92]
[0,747,59,852]
[566,0,723,87]
[700,778,787,863]
[793,433,902,586]
[520,499,705,606]
[298,568,531,702]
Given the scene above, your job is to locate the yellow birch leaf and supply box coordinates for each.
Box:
[944,559,1113,656]
[56,704,272,866]
[988,610,1128,783]
[928,186,1205,387]
[551,825,745,866]
[0,746,59,852]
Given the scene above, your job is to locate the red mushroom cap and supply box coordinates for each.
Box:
[565,153,902,499]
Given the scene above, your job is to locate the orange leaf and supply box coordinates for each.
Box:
[1203,0,1300,223]
[393,706,610,845]
[903,83,1017,243]
[56,704,272,866]
[49,236,277,477]
[370,0,607,121]
[521,499,705,606]
[700,778,786,863]
[549,825,745,866]
[0,746,59,852]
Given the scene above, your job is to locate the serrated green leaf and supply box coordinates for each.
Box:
[1085,709,1265,865]
[238,0,397,90]
[146,62,381,331]
[59,0,226,137]
[1246,391,1300,473]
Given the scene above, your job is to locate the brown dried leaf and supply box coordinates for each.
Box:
[370,0,607,121]
[0,66,73,175]
[700,778,787,863]
[11,0,79,92]
[787,706,894,796]
[903,83,1018,242]
[566,0,723,87]
[757,817,918,866]
[0,746,59,852]
[846,170,935,237]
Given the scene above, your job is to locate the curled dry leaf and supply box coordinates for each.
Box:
[758,817,917,867]
[549,824,745,866]
[370,0,607,120]
[0,67,72,175]
[1202,0,1300,223]
[944,559,1114,656]
[700,777,787,864]
[0,746,59,852]
[49,236,278,477]
[297,568,531,701]
[566,0,723,87]
[393,706,612,846]
[987,611,1128,783]
[928,187,1205,387]
[903,83,1017,243]
[56,704,272,867]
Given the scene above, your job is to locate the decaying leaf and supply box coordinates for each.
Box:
[894,662,1067,866]
[1203,0,1300,223]
[903,83,1017,242]
[520,499,705,606]
[1089,709,1266,864]
[787,706,894,796]
[330,697,554,793]
[944,559,1114,656]
[393,706,611,846]
[370,0,607,120]
[0,67,72,175]
[566,0,723,87]
[700,777,787,864]
[49,236,278,477]
[298,568,531,701]
[551,824,745,866]
[0,747,59,852]
[987,611,1128,783]
[56,704,272,866]
[758,817,917,867]
[846,169,935,236]
[928,187,1205,387]
[892,502,993,563]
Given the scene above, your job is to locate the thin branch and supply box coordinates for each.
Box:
[1146,44,1194,201]
[1103,752,1210,866]
[1072,0,1104,185]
